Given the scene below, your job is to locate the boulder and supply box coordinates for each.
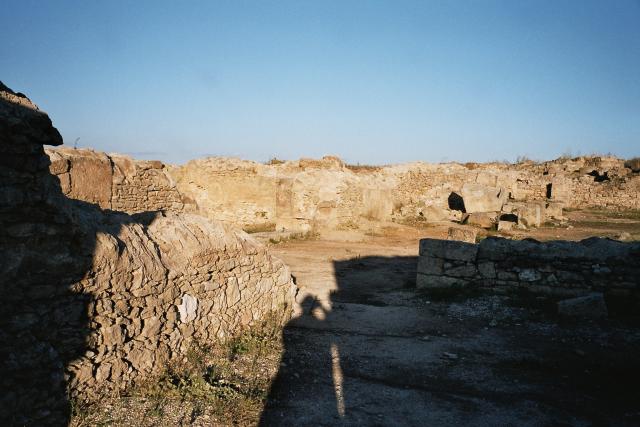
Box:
[459,183,507,213]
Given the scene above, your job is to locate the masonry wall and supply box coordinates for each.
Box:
[417,237,640,297]
[2,86,296,426]
[46,147,640,234]
[46,147,186,214]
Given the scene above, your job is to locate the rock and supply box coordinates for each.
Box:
[545,200,565,220]
[419,205,450,222]
[447,227,477,243]
[416,274,468,290]
[518,268,541,282]
[503,201,545,228]
[177,294,198,323]
[419,239,478,262]
[465,212,498,229]
[557,293,608,319]
[460,183,507,213]
[616,232,632,241]
[497,220,515,231]
[0,82,297,425]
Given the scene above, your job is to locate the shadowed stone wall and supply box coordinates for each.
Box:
[1,83,296,426]
[417,237,640,297]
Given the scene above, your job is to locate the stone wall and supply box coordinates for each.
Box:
[1,83,296,425]
[46,147,187,213]
[69,211,295,401]
[47,148,640,234]
[417,237,640,297]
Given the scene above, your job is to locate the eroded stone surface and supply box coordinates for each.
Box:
[0,82,296,426]
[47,146,640,235]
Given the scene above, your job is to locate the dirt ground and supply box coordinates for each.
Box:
[258,210,640,426]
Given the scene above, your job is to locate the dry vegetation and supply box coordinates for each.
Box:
[265,157,285,165]
[345,163,383,172]
[70,311,287,427]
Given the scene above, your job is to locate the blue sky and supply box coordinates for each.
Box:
[1,1,639,164]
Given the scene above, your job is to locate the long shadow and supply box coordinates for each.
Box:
[0,84,160,426]
[259,255,418,425]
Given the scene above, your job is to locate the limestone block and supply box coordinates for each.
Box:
[545,200,565,219]
[447,227,477,243]
[465,212,498,229]
[497,220,515,231]
[460,183,507,213]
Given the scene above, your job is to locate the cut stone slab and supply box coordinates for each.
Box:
[447,227,477,243]
[459,183,507,213]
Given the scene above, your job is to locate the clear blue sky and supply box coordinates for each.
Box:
[1,1,639,164]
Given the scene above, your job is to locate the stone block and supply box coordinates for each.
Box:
[445,263,478,278]
[416,273,469,290]
[417,255,444,275]
[447,227,477,243]
[478,262,496,279]
[460,183,507,213]
[545,200,565,220]
[465,212,498,229]
[497,220,515,231]
[503,201,545,228]
[518,268,542,282]
[419,238,478,262]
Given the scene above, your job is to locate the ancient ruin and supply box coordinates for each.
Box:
[45,147,640,236]
[417,237,640,298]
[2,82,640,426]
[0,83,295,425]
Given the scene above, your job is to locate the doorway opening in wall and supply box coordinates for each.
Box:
[546,183,552,199]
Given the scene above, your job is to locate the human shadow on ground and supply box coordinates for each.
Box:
[259,255,418,425]
[259,242,640,425]
[0,89,162,426]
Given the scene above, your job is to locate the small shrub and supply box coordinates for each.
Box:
[345,163,382,172]
[266,157,285,165]
[464,162,479,170]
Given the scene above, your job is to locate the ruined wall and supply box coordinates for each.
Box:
[167,157,279,226]
[46,147,187,213]
[47,149,640,234]
[416,237,640,297]
[70,212,295,400]
[1,84,296,426]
